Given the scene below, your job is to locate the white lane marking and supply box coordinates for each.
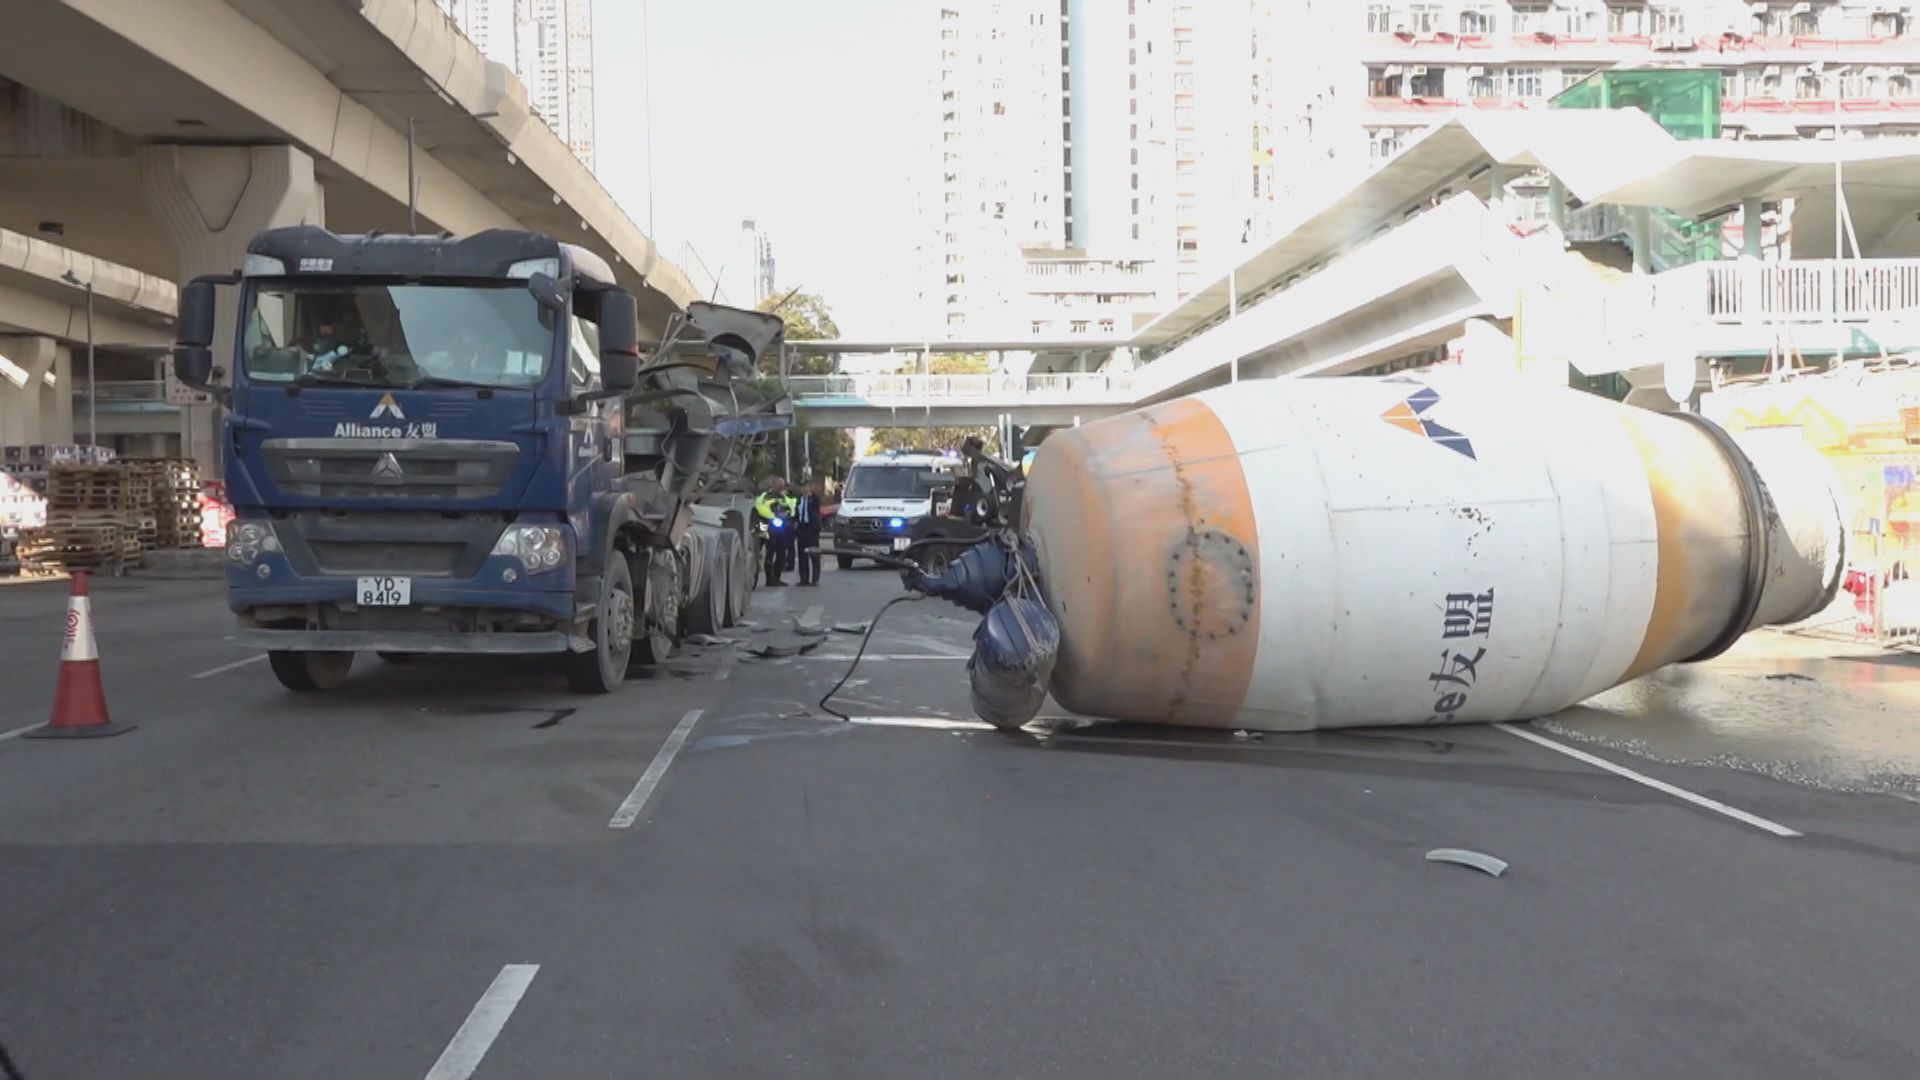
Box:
[1888,791,1920,806]
[609,708,704,829]
[1495,723,1801,838]
[0,722,47,742]
[796,654,970,662]
[424,964,539,1080]
[849,716,998,732]
[189,654,266,680]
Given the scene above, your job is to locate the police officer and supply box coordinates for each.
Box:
[792,475,825,587]
[754,477,797,586]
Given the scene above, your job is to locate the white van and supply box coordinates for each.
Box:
[828,450,964,568]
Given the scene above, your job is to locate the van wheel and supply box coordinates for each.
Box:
[269,650,354,692]
[564,554,633,693]
[836,555,855,571]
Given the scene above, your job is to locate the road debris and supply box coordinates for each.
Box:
[1425,848,1508,878]
[745,638,826,660]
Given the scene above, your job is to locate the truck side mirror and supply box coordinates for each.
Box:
[173,276,221,389]
[598,290,640,395]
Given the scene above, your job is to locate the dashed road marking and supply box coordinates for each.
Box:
[0,722,47,742]
[190,654,266,680]
[424,964,539,1080]
[1495,722,1801,838]
[609,709,704,829]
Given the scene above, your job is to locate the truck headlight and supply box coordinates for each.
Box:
[226,521,281,567]
[491,525,569,574]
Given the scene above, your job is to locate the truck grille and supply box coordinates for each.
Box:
[261,438,520,501]
[275,512,509,578]
[845,518,891,541]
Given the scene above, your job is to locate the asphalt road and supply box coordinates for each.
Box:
[2,568,1919,1078]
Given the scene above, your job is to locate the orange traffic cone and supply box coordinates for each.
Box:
[26,571,135,739]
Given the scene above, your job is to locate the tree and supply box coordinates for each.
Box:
[750,290,854,483]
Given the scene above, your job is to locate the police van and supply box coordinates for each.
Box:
[828,450,964,569]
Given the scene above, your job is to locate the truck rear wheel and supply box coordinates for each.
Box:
[632,550,680,666]
[268,650,354,692]
[683,556,727,637]
[564,553,633,693]
[726,538,751,626]
[837,555,855,571]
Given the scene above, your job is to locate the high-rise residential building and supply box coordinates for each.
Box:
[926,1,1920,341]
[434,0,596,170]
[738,220,778,308]
[1318,2,1920,194]
[921,0,1169,341]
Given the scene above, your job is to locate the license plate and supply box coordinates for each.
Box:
[357,576,411,606]
[892,538,911,552]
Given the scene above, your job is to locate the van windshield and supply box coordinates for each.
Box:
[844,465,952,500]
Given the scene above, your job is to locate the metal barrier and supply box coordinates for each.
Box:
[786,372,1136,404]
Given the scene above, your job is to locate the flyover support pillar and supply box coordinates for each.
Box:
[137,144,324,477]
[0,335,73,447]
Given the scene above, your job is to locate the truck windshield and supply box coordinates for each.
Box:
[845,465,952,499]
[242,282,552,389]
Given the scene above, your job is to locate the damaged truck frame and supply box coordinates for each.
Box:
[173,226,791,694]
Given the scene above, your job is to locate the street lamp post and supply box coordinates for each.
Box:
[60,269,96,448]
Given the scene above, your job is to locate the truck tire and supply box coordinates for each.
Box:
[633,551,679,666]
[837,555,855,571]
[726,539,751,627]
[683,554,727,637]
[919,545,953,577]
[564,552,633,693]
[269,650,354,692]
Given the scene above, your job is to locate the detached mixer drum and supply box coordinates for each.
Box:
[1020,375,1845,732]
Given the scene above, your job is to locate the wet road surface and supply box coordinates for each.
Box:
[2,569,1918,1077]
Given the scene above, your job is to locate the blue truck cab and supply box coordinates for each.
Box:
[173,227,782,694]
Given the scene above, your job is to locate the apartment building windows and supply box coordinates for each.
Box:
[1789,6,1821,36]
[1369,127,1408,159]
[1561,68,1596,92]
[1408,3,1443,33]
[1507,67,1544,100]
[1366,3,1395,32]
[1174,72,1195,93]
[1751,5,1781,35]
[1871,11,1907,38]
[1893,72,1918,99]
[1368,65,1404,98]
[1175,105,1195,126]
[1795,70,1827,99]
[1510,3,1549,35]
[1746,66,1783,98]
[1410,65,1444,97]
[1459,5,1496,34]
[1649,5,1687,36]
[1468,66,1498,98]
[1607,3,1647,36]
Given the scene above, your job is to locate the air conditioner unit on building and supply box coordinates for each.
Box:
[1652,32,1696,51]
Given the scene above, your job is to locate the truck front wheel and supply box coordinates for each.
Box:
[268,650,354,692]
[564,553,634,693]
[836,555,855,571]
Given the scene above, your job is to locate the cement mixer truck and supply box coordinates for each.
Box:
[905,374,1847,732]
[172,226,789,694]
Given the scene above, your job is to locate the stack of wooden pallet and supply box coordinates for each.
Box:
[126,458,204,549]
[15,523,142,576]
[17,464,155,575]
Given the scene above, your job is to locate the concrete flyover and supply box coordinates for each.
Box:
[787,372,1138,428]
[0,0,700,468]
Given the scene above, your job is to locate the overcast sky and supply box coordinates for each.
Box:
[593,0,924,337]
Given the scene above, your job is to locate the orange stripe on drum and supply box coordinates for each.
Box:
[1027,397,1261,726]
